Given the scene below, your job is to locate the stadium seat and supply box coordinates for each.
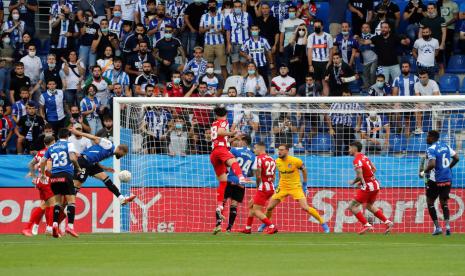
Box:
[447,113,465,132]
[460,79,465,94]
[39,39,50,56]
[348,78,362,94]
[389,134,407,153]
[438,74,460,94]
[258,112,272,133]
[32,38,42,53]
[446,55,465,74]
[223,75,243,96]
[39,55,48,69]
[440,133,457,149]
[406,133,427,153]
[307,133,333,153]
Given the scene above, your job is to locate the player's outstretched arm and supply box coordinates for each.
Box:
[70,152,82,172]
[70,127,101,145]
[27,158,38,178]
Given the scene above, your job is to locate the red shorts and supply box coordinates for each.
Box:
[253,190,275,206]
[354,189,379,204]
[210,147,235,176]
[35,179,54,201]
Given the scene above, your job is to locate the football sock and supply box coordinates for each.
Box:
[441,202,450,221]
[46,207,53,227]
[103,177,121,197]
[58,208,66,224]
[230,162,244,178]
[427,203,439,227]
[307,207,324,224]
[227,206,237,230]
[374,210,388,223]
[74,187,80,195]
[31,208,45,225]
[355,211,368,225]
[53,205,61,224]
[215,211,222,227]
[67,203,75,224]
[246,216,254,229]
[261,217,272,226]
[216,181,227,203]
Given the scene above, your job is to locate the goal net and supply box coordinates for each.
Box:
[113,96,465,233]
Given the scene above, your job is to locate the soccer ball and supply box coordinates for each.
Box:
[119,170,132,183]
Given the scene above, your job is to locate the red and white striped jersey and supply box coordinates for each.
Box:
[353,153,380,191]
[256,154,276,191]
[211,119,230,149]
[33,147,50,179]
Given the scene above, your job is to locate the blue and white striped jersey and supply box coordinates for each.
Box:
[103,69,131,89]
[241,37,271,67]
[167,1,189,29]
[307,32,333,62]
[224,12,252,44]
[109,18,123,39]
[200,12,225,45]
[39,90,66,122]
[183,58,208,83]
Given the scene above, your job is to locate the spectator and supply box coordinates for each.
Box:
[225,86,243,119]
[328,0,348,37]
[348,0,374,36]
[3,8,25,48]
[147,4,175,43]
[96,46,114,73]
[77,0,110,24]
[39,79,66,134]
[184,46,208,83]
[15,100,44,154]
[134,61,159,96]
[360,112,390,154]
[50,0,75,22]
[78,9,100,70]
[61,50,86,109]
[374,0,400,28]
[199,62,224,96]
[50,6,79,61]
[9,62,31,105]
[102,56,130,97]
[183,0,208,58]
[108,5,123,41]
[307,19,333,94]
[141,106,171,154]
[419,3,446,75]
[125,40,156,83]
[270,0,290,28]
[91,19,119,61]
[114,0,137,25]
[199,0,227,81]
[122,23,150,58]
[367,74,391,96]
[439,0,458,66]
[34,123,54,151]
[280,5,305,56]
[371,5,395,35]
[359,22,410,84]
[240,62,267,97]
[164,71,184,97]
[180,70,198,97]
[241,24,273,88]
[11,86,29,122]
[65,105,91,133]
[296,74,323,147]
[167,0,189,42]
[96,115,113,141]
[272,112,297,155]
[153,25,186,84]
[403,0,426,42]
[225,0,253,75]
[13,32,32,61]
[0,104,13,154]
[296,0,317,28]
[168,116,188,156]
[333,22,358,68]
[134,0,151,26]
[297,74,322,97]
[196,81,213,97]
[325,90,361,156]
[7,1,37,36]
[20,44,41,96]
[82,65,112,112]
[270,64,296,97]
[413,26,439,79]
[286,23,308,86]
[245,0,260,23]
[357,23,378,89]
[255,3,280,75]
[414,70,440,134]
[1,34,15,70]
[324,52,357,97]
[80,84,102,135]
[39,54,63,104]
[232,109,259,141]
[68,123,92,153]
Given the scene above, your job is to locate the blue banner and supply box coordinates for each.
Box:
[2,155,464,188]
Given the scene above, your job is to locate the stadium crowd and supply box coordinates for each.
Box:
[0,0,464,156]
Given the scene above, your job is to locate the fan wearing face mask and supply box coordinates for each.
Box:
[3,8,25,47]
[374,0,401,28]
[367,74,391,97]
[39,79,66,135]
[114,0,137,24]
[199,62,225,97]
[19,44,42,99]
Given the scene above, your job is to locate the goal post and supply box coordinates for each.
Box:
[112,95,465,233]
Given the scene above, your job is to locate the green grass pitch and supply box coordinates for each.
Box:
[1,233,464,276]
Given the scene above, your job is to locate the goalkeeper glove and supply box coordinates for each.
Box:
[302,181,308,196]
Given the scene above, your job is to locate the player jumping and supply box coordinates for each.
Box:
[241,141,278,234]
[40,128,82,238]
[210,106,251,229]
[214,135,256,234]
[69,128,135,205]
[22,135,56,236]
[264,144,330,233]
[419,130,459,236]
[348,141,394,234]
